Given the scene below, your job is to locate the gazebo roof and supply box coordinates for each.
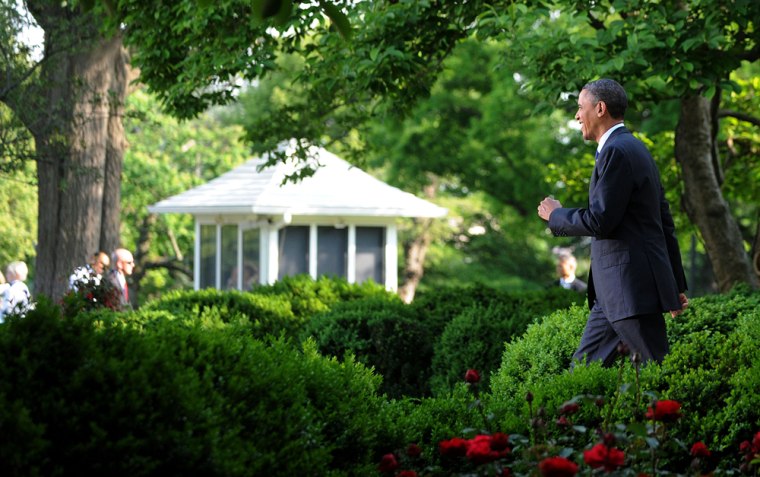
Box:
[148,145,447,218]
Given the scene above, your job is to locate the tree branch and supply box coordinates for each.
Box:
[737,46,760,62]
[719,109,760,128]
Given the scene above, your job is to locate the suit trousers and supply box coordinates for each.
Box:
[572,302,669,367]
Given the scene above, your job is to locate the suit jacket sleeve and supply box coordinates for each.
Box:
[548,147,633,238]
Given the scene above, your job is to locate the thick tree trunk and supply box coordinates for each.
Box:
[675,95,759,292]
[28,5,128,299]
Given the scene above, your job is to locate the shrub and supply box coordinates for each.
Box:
[141,288,302,339]
[253,274,390,319]
[429,289,583,396]
[0,299,386,477]
[303,295,431,399]
[412,285,514,341]
[489,304,588,400]
[377,358,755,476]
[486,286,760,467]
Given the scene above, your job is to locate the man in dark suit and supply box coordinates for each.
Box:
[107,248,135,308]
[537,79,688,366]
[556,252,587,293]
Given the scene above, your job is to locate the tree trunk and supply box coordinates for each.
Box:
[397,218,433,304]
[28,5,128,299]
[675,95,759,292]
[397,182,438,303]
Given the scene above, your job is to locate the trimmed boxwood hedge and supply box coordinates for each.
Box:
[0,299,386,477]
[303,294,432,399]
[485,285,760,466]
[140,287,302,339]
[429,288,583,395]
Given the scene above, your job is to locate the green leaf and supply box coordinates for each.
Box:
[626,422,648,437]
[321,2,352,41]
[704,85,716,99]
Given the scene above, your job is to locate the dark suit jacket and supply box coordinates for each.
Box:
[107,269,130,309]
[548,127,687,321]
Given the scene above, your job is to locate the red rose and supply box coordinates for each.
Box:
[584,443,625,471]
[439,437,468,458]
[467,435,499,464]
[691,441,711,457]
[556,416,570,427]
[559,402,580,415]
[753,431,760,452]
[645,400,682,422]
[396,471,417,477]
[378,453,399,473]
[502,468,512,477]
[539,456,579,477]
[406,443,422,458]
[491,432,510,452]
[465,369,481,384]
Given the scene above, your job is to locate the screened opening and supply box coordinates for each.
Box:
[221,225,238,290]
[199,224,216,289]
[240,228,260,289]
[278,225,309,279]
[356,226,384,284]
[317,226,347,278]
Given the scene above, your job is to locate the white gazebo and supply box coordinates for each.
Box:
[148,144,447,292]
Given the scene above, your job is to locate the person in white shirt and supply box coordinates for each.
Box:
[69,251,111,291]
[0,261,32,322]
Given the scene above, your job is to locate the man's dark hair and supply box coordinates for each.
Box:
[583,79,628,119]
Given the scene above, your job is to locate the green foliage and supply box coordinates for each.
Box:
[490,304,589,400]
[140,287,303,339]
[253,274,390,319]
[303,294,432,399]
[429,288,583,395]
[0,116,36,279]
[640,285,760,453]
[0,298,385,477]
[485,286,760,466]
[122,89,251,303]
[379,385,484,460]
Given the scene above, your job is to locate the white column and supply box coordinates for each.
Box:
[309,224,318,279]
[237,226,244,290]
[194,220,201,290]
[385,224,398,291]
[259,224,268,285]
[267,226,279,284]
[347,225,356,284]
[215,224,222,289]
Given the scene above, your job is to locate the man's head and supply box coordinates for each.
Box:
[575,79,627,142]
[112,248,135,276]
[90,251,110,275]
[556,253,578,280]
[6,261,28,282]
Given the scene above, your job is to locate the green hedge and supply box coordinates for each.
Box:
[303,295,432,399]
[0,299,386,477]
[485,285,760,468]
[141,287,302,339]
[429,288,583,395]
[252,274,390,319]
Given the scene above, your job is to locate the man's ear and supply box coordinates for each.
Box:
[597,101,606,116]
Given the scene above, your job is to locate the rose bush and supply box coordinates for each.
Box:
[378,359,760,476]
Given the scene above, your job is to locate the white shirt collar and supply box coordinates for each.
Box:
[559,275,576,289]
[597,122,625,155]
